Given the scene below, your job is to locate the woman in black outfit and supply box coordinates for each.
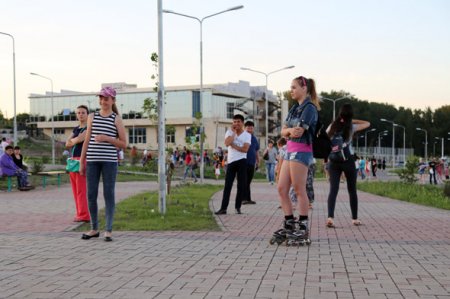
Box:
[326,104,370,227]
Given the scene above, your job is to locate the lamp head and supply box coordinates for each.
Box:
[380,118,387,122]
[228,5,244,11]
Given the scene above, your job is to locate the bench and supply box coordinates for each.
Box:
[37,171,66,189]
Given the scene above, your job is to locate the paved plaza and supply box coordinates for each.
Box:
[0,179,449,299]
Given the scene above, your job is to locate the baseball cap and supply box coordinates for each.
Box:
[96,86,116,98]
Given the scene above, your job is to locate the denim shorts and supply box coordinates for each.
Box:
[287,151,313,167]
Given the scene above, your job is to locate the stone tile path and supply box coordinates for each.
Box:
[0,180,449,298]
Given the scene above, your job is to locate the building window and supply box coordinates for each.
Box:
[226,102,234,119]
[166,126,175,144]
[129,127,146,144]
[54,128,65,135]
[192,91,200,117]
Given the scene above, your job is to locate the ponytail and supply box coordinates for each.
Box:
[306,78,320,111]
[112,102,119,115]
[295,76,321,111]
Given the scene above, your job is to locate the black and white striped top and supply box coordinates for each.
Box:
[86,112,118,162]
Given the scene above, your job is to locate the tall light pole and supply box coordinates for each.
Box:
[320,96,348,121]
[393,123,406,167]
[381,118,396,168]
[416,127,428,162]
[164,5,244,183]
[30,72,55,165]
[377,130,388,155]
[364,128,376,158]
[157,0,167,214]
[240,65,295,148]
[0,32,17,145]
[433,137,444,158]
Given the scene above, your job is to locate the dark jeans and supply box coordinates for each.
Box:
[86,161,118,232]
[15,169,29,187]
[245,164,255,202]
[327,158,358,220]
[429,170,437,185]
[220,158,247,210]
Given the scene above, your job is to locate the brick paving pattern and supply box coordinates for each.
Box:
[0,179,449,298]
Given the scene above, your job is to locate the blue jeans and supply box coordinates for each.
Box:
[86,161,118,232]
[183,165,197,181]
[16,169,29,187]
[266,162,275,183]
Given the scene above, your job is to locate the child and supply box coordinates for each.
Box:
[214,162,221,180]
[275,137,287,184]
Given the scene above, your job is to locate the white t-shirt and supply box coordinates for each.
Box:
[1,140,9,151]
[225,129,251,164]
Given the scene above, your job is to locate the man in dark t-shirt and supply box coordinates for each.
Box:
[428,158,437,185]
[242,121,259,205]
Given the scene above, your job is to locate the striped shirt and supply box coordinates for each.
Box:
[86,112,118,162]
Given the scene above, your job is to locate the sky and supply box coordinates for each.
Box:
[0,0,449,118]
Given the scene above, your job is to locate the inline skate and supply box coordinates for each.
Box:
[286,219,311,246]
[269,219,296,245]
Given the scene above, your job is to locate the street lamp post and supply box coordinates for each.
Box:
[357,135,365,154]
[320,96,348,121]
[30,72,55,165]
[393,123,406,167]
[0,32,17,145]
[381,118,396,168]
[416,127,428,162]
[434,137,443,158]
[164,5,244,183]
[377,130,388,155]
[240,65,295,148]
[364,128,376,158]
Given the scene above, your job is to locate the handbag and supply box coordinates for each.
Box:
[263,151,269,161]
[66,158,80,172]
[65,129,84,172]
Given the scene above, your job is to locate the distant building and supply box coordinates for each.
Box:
[28,81,281,150]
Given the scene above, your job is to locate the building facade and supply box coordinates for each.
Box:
[28,81,281,151]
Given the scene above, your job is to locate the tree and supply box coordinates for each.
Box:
[185,112,205,150]
[142,52,159,121]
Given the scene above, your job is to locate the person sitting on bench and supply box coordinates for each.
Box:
[0,145,34,191]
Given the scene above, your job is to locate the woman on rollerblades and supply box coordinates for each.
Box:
[271,75,319,246]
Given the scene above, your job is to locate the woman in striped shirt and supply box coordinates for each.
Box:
[79,87,127,242]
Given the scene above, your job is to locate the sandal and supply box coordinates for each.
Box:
[352,219,361,226]
[326,218,335,228]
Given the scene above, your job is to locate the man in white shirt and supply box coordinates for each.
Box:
[215,114,251,215]
[1,137,9,152]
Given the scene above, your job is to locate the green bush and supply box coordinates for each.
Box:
[41,156,50,164]
[31,160,45,174]
[397,156,419,184]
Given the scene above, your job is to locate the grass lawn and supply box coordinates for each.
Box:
[358,181,450,210]
[75,183,223,231]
